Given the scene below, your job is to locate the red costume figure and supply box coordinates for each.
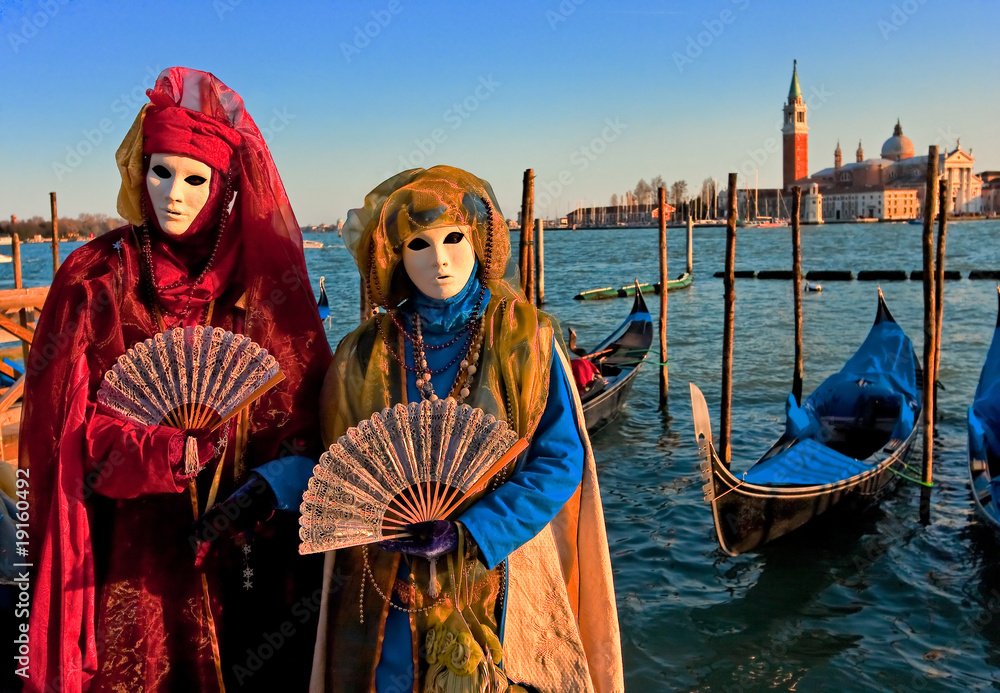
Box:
[20,68,331,692]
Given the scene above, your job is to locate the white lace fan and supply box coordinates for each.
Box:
[299,398,528,555]
[97,326,283,453]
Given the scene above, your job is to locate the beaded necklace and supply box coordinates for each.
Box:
[138,179,235,327]
[390,282,486,350]
[374,281,485,372]
[411,311,485,403]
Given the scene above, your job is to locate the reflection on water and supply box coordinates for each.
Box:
[10,221,1000,689]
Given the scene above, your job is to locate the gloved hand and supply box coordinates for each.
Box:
[377,520,458,560]
[191,472,276,566]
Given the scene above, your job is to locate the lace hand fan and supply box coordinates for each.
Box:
[299,398,529,555]
[97,326,284,473]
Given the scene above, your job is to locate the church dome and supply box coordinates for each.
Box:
[881,119,915,161]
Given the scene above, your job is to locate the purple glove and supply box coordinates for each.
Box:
[378,520,457,559]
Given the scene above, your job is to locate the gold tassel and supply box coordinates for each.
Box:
[423,659,504,693]
[428,557,440,598]
[184,435,200,476]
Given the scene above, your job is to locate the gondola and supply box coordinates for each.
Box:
[317,276,329,320]
[575,282,653,434]
[968,287,1000,534]
[689,290,922,555]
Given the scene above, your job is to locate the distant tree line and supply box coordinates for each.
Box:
[609,177,719,221]
[0,213,125,242]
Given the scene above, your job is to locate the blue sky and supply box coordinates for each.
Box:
[2,0,998,225]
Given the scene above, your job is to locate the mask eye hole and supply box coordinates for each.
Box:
[185,175,207,186]
[152,165,171,179]
[406,238,430,251]
[443,232,465,244]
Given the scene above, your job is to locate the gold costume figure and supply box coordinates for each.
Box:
[309,166,624,693]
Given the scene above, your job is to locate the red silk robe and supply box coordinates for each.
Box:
[21,228,330,692]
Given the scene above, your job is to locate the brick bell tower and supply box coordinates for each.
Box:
[782,60,808,191]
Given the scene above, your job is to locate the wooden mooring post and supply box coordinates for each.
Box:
[934,178,949,380]
[791,186,803,405]
[686,215,693,275]
[11,235,29,364]
[720,173,738,468]
[535,219,545,305]
[50,191,60,275]
[657,187,669,410]
[920,145,939,524]
[518,169,535,303]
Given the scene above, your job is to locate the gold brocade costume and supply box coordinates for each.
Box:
[309,167,624,692]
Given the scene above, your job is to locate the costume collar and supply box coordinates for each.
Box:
[409,261,489,334]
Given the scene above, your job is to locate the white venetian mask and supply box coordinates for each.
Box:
[145,153,213,236]
[402,224,476,300]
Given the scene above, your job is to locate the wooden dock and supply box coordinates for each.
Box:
[0,285,50,469]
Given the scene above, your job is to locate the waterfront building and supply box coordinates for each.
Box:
[798,124,982,220]
[942,146,982,213]
[820,188,919,222]
[774,63,983,221]
[566,202,675,228]
[978,171,1000,215]
[782,60,808,191]
[803,183,823,223]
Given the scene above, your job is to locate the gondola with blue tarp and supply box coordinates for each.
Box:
[968,287,1000,535]
[689,289,923,555]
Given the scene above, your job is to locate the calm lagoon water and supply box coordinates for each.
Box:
[9,220,1000,691]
